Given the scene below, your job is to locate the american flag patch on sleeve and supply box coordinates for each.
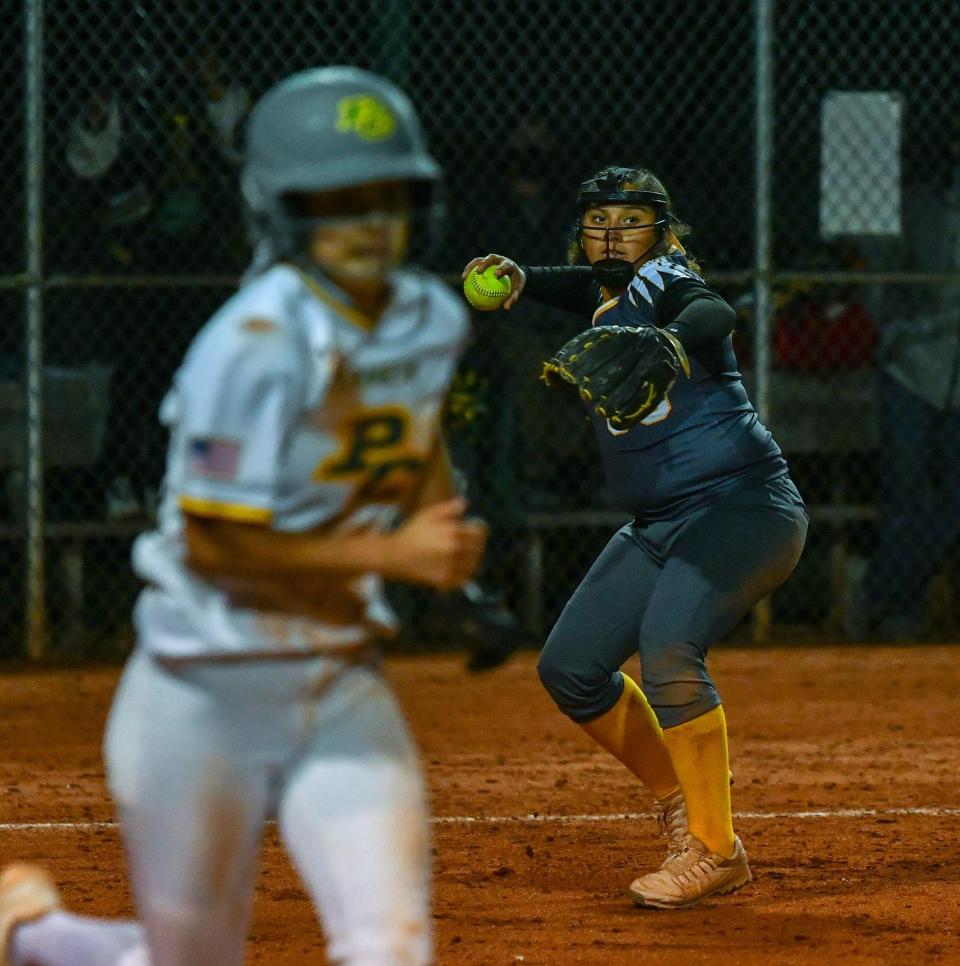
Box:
[189,437,242,478]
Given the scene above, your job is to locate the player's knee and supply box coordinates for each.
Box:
[643,678,721,729]
[537,648,618,721]
[640,638,720,729]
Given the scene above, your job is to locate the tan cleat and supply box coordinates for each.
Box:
[653,790,688,861]
[0,864,62,966]
[628,834,752,909]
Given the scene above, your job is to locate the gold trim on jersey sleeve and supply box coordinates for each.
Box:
[592,297,621,326]
[179,495,273,524]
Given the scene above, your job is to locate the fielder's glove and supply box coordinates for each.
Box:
[541,324,691,430]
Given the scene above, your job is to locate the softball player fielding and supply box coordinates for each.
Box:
[464,166,808,909]
[1,67,485,966]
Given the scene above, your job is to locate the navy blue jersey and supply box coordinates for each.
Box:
[590,254,788,520]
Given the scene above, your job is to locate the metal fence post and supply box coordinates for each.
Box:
[24,0,47,659]
[752,0,774,643]
[372,0,412,86]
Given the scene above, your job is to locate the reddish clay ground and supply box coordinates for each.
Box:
[2,644,959,964]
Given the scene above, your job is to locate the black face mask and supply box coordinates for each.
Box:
[590,257,637,292]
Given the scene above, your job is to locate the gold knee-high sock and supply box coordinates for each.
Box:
[578,673,679,800]
[661,705,735,857]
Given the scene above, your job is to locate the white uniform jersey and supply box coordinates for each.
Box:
[133,263,469,658]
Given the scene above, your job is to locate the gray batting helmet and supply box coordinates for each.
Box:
[242,66,441,247]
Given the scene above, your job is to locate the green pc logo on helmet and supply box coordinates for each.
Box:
[241,66,442,261]
[336,94,396,142]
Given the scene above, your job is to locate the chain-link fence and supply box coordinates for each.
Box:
[3,0,959,658]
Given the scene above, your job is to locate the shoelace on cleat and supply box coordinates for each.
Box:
[655,795,688,863]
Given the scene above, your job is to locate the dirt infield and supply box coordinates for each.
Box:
[2,644,959,964]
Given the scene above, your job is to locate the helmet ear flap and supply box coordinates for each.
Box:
[240,169,298,263]
[240,168,267,215]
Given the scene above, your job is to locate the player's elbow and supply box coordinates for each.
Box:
[718,298,738,338]
[697,295,737,341]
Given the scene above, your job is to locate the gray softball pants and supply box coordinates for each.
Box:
[537,476,808,729]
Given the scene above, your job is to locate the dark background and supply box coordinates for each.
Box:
[1,0,958,655]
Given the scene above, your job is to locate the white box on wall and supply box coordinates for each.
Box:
[820,90,902,237]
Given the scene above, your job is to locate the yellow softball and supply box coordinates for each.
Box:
[463,265,512,311]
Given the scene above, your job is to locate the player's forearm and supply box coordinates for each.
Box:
[403,436,457,513]
[520,265,598,315]
[184,514,394,583]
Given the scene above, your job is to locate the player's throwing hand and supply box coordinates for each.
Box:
[461,253,526,310]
